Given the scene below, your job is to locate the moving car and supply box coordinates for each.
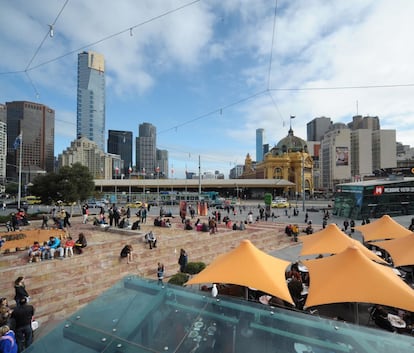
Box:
[125,201,144,208]
[271,199,290,208]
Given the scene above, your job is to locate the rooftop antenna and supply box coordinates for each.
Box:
[356,100,359,115]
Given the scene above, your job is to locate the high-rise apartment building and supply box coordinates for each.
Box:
[307,117,332,141]
[77,51,106,151]
[6,101,55,183]
[136,123,156,177]
[256,128,264,162]
[107,130,133,176]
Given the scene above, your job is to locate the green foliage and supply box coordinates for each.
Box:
[5,183,18,196]
[168,273,189,286]
[184,262,206,275]
[30,163,95,205]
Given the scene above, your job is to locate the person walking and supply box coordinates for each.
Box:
[11,298,34,352]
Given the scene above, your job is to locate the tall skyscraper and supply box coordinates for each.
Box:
[107,130,133,176]
[256,128,264,162]
[136,123,156,177]
[77,51,105,151]
[6,101,55,183]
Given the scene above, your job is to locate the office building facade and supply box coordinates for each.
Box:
[320,124,351,190]
[156,149,168,178]
[136,123,156,177]
[307,117,332,141]
[6,101,55,183]
[108,130,133,176]
[77,51,106,151]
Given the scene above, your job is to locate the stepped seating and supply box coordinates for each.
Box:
[0,215,292,328]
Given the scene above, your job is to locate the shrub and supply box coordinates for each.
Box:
[168,273,189,286]
[185,262,206,275]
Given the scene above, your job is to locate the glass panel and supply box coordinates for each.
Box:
[28,276,414,353]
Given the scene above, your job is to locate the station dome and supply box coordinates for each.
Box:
[270,128,308,156]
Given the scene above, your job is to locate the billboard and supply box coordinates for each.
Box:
[336,147,349,166]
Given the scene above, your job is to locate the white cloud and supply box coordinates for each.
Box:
[1,0,414,178]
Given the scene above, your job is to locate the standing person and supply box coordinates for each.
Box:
[113,205,120,227]
[74,233,87,254]
[14,277,29,307]
[157,263,165,285]
[108,206,114,226]
[0,325,17,353]
[41,213,49,229]
[141,207,147,224]
[63,209,71,228]
[350,219,355,233]
[10,214,18,232]
[11,298,34,352]
[178,249,188,273]
[82,204,89,224]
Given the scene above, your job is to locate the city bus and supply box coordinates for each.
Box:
[333,177,414,220]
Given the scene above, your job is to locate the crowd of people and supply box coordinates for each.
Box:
[0,276,36,352]
[27,233,87,263]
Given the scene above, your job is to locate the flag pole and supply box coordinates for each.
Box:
[17,132,23,209]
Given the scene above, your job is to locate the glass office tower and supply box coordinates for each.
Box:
[77,51,106,151]
[107,130,133,176]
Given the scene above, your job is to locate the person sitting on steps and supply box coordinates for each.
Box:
[144,231,157,249]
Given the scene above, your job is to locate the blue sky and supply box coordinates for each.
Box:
[1,0,414,178]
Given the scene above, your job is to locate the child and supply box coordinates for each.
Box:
[64,236,75,258]
[28,241,41,263]
[157,263,165,285]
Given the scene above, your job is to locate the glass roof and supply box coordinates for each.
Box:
[28,276,414,353]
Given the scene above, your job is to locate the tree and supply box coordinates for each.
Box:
[30,163,95,205]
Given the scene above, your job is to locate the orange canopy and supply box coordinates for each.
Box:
[186,239,294,304]
[303,246,414,312]
[299,224,386,263]
[374,234,414,267]
[355,215,412,242]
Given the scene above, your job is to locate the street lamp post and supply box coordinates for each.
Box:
[156,166,160,206]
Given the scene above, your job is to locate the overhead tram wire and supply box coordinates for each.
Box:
[18,0,201,73]
[25,0,70,72]
[266,0,279,91]
[22,0,70,97]
[0,0,200,76]
[157,89,268,135]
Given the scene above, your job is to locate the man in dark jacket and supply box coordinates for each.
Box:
[11,297,34,352]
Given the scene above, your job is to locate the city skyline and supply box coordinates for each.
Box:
[1,1,414,178]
